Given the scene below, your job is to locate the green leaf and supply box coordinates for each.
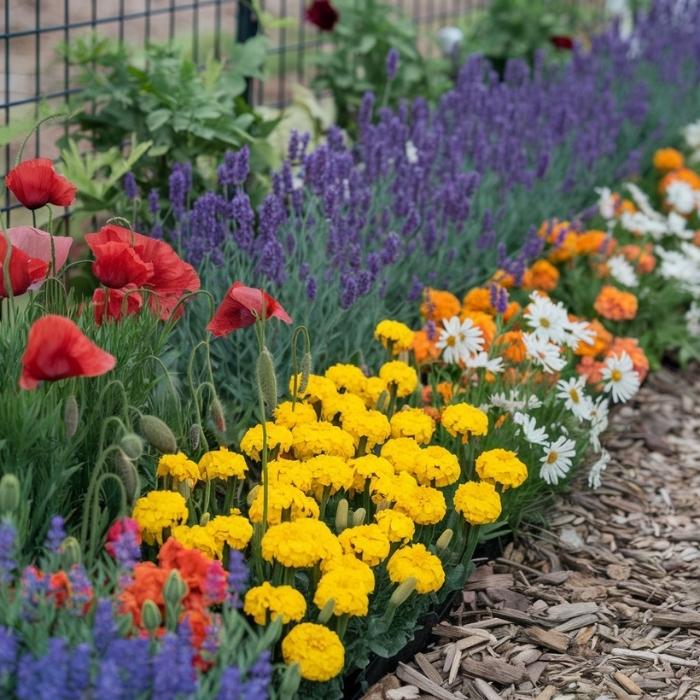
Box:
[145,109,172,132]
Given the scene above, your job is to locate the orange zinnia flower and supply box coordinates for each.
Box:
[593,285,638,321]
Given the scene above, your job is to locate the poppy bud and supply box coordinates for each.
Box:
[139,415,177,454]
[63,395,79,439]
[351,507,366,526]
[317,598,335,624]
[279,659,301,697]
[210,396,227,433]
[163,570,187,608]
[256,348,278,411]
[120,433,144,460]
[436,528,454,552]
[0,474,20,514]
[61,536,82,568]
[113,448,139,504]
[141,599,162,633]
[189,424,201,452]
[335,499,349,533]
[299,352,312,394]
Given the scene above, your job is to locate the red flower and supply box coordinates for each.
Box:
[85,225,200,320]
[207,281,292,337]
[105,517,142,558]
[92,285,144,325]
[19,315,116,390]
[550,35,574,50]
[306,0,339,31]
[5,158,76,210]
[0,234,48,298]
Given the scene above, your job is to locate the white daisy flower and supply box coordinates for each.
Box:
[665,180,697,215]
[601,352,640,403]
[686,303,700,337]
[683,119,700,150]
[465,351,504,373]
[540,436,577,485]
[522,333,567,373]
[405,140,419,164]
[436,316,464,364]
[588,396,610,451]
[606,254,638,287]
[556,377,593,421]
[524,293,571,344]
[563,319,595,350]
[525,395,543,410]
[666,211,695,240]
[512,411,549,446]
[587,449,611,489]
[625,182,658,217]
[596,186,617,220]
[620,211,668,239]
[456,318,485,356]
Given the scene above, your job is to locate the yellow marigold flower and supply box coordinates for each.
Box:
[314,568,371,617]
[390,408,435,445]
[282,623,345,682]
[132,490,188,545]
[413,445,460,487]
[370,470,419,506]
[305,455,354,496]
[325,364,368,395]
[320,392,366,422]
[653,147,684,172]
[289,374,338,404]
[374,508,415,543]
[453,481,502,525]
[198,447,247,481]
[240,422,293,461]
[360,376,388,408]
[291,421,355,460]
[248,483,319,525]
[156,452,200,485]
[475,448,528,488]
[342,408,391,450]
[320,553,375,591]
[387,543,445,594]
[262,519,341,568]
[379,361,418,398]
[171,524,219,558]
[273,401,318,430]
[441,403,489,439]
[265,458,313,493]
[351,454,395,491]
[244,582,307,625]
[380,437,422,474]
[395,486,446,525]
[374,320,415,354]
[338,524,391,566]
[205,513,253,553]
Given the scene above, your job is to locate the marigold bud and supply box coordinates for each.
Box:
[139,415,177,454]
[352,507,366,526]
[141,599,162,632]
[199,512,211,526]
[120,433,144,460]
[317,598,335,624]
[210,396,227,433]
[61,536,82,567]
[436,528,454,552]
[335,499,349,533]
[63,395,79,439]
[390,576,417,606]
[0,474,20,514]
[279,659,301,697]
[256,348,278,411]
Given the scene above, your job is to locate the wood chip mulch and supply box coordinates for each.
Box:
[363,367,700,700]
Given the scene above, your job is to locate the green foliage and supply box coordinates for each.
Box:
[59,35,276,199]
[311,0,451,130]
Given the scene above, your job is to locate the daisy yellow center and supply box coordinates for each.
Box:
[546,451,558,464]
[447,337,456,347]
[569,389,580,403]
[611,369,622,382]
[540,318,551,328]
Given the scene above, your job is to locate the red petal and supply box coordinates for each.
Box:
[5,159,76,210]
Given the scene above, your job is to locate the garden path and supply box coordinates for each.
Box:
[364,366,700,700]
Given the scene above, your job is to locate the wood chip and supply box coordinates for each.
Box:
[460,658,526,684]
[523,626,570,653]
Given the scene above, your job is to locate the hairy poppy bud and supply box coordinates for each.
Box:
[335,499,349,533]
[141,599,162,632]
[299,352,312,394]
[120,433,144,460]
[0,474,20,514]
[210,396,227,433]
[113,448,139,504]
[139,415,177,454]
[63,395,79,439]
[256,348,278,412]
[189,424,201,452]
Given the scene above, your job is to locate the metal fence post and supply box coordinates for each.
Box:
[236,1,259,104]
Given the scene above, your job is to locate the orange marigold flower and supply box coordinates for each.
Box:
[660,167,700,193]
[494,331,526,363]
[694,230,700,246]
[503,301,521,322]
[576,230,615,256]
[621,244,656,273]
[538,220,571,243]
[521,259,560,292]
[412,329,440,364]
[576,356,605,386]
[548,232,579,263]
[463,287,493,314]
[617,199,637,215]
[460,310,496,349]
[593,285,638,321]
[608,337,649,382]
[491,269,515,288]
[420,288,461,322]
[653,148,684,172]
[575,319,612,358]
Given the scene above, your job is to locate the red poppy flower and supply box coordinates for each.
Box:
[85,225,200,320]
[5,158,77,210]
[92,285,144,325]
[550,35,574,50]
[0,234,48,298]
[19,315,116,390]
[7,226,73,274]
[207,281,292,337]
[305,0,339,31]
